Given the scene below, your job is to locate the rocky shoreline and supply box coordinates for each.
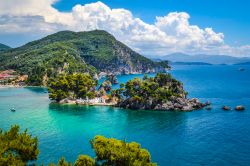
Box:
[57,98,116,106]
[0,85,46,88]
[117,96,210,112]
[154,97,210,111]
[0,85,21,88]
[56,97,209,112]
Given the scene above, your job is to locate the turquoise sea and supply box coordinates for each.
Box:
[1,65,250,165]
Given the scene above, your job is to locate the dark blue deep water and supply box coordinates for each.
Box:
[0,65,250,165]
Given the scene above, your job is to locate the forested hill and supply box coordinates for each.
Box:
[0,43,11,52]
[0,30,169,85]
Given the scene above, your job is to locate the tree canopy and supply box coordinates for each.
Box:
[91,135,156,166]
[0,125,39,165]
[114,73,187,109]
[48,73,97,102]
[74,155,95,166]
[1,125,156,165]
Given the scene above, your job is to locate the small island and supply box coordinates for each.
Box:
[48,73,208,111]
[113,73,208,111]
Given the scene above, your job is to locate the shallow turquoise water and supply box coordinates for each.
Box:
[1,65,250,165]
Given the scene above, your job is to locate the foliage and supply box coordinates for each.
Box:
[51,155,95,166]
[0,43,11,52]
[26,65,46,86]
[74,155,95,166]
[1,125,157,166]
[99,80,112,92]
[0,125,39,165]
[49,157,72,166]
[91,135,156,166]
[115,73,187,109]
[58,157,72,166]
[48,73,97,102]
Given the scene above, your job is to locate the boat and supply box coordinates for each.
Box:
[10,108,16,112]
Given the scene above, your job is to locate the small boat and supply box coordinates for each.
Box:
[10,108,16,112]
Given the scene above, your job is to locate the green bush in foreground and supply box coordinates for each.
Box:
[91,135,156,166]
[0,126,156,166]
[74,155,95,166]
[0,125,39,165]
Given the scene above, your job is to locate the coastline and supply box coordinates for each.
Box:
[55,99,116,106]
[0,85,46,89]
[56,102,116,106]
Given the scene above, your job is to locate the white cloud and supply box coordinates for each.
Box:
[0,0,249,57]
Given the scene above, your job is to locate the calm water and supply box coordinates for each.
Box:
[1,65,250,166]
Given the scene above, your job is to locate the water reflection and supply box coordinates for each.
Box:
[24,87,47,93]
[48,103,187,133]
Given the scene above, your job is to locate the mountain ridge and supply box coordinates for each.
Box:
[0,43,11,52]
[147,53,250,65]
[0,30,169,85]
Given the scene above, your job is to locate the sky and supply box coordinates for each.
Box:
[0,0,250,57]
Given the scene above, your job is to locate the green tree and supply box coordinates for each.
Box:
[49,157,72,166]
[74,155,95,166]
[116,73,187,110]
[48,73,97,102]
[1,126,157,166]
[91,135,156,166]
[26,65,46,86]
[0,125,39,165]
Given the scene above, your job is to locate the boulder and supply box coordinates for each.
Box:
[182,105,194,111]
[235,105,245,111]
[204,101,211,106]
[99,80,112,92]
[205,106,212,111]
[190,98,199,103]
[106,74,118,84]
[222,106,231,110]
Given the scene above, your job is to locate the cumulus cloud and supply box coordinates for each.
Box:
[0,0,249,57]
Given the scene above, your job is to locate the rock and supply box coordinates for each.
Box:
[182,105,194,111]
[153,97,206,112]
[205,106,212,110]
[204,101,211,106]
[99,80,112,92]
[190,98,199,103]
[235,105,245,111]
[176,97,186,105]
[120,96,207,111]
[98,72,107,79]
[222,106,231,111]
[106,74,118,84]
[59,98,76,104]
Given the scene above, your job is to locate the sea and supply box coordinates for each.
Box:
[0,65,250,166]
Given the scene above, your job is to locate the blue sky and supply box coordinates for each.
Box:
[0,0,249,56]
[53,0,250,46]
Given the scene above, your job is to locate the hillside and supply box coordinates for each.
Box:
[0,43,11,52]
[170,62,212,65]
[234,62,250,65]
[0,30,169,85]
[150,53,250,65]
